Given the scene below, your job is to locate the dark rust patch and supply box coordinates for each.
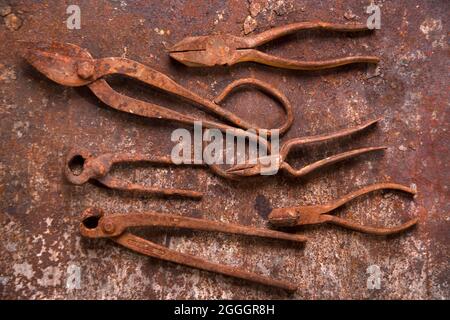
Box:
[254,194,272,219]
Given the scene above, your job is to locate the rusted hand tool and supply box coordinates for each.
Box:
[80,207,306,291]
[269,183,418,235]
[25,42,293,136]
[65,147,203,199]
[227,117,385,178]
[169,21,379,69]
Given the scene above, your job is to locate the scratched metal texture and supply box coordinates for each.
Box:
[0,0,448,299]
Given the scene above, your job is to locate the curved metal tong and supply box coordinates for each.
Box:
[268,183,418,235]
[169,21,380,70]
[25,42,293,136]
[80,207,306,291]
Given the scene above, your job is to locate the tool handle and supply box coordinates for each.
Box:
[115,232,297,291]
[88,79,227,128]
[246,21,374,48]
[101,212,307,242]
[97,58,290,134]
[97,176,203,199]
[88,79,271,151]
[233,49,379,71]
[320,183,416,213]
[213,78,293,135]
[328,216,418,235]
[281,146,386,177]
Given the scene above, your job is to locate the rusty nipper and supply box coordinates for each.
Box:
[80,207,306,291]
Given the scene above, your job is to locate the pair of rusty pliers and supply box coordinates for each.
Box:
[268,183,418,235]
[65,147,205,199]
[80,207,306,291]
[227,117,385,178]
[169,21,379,70]
[24,42,293,137]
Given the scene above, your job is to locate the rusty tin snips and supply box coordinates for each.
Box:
[24,42,293,136]
[80,207,307,291]
[169,21,380,70]
[268,183,419,235]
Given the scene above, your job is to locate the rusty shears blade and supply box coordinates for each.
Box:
[169,21,380,70]
[65,147,204,199]
[268,183,418,235]
[80,208,306,291]
[227,117,386,177]
[24,42,293,136]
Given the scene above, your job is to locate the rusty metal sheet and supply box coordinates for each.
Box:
[0,0,448,299]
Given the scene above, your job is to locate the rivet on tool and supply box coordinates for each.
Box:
[102,221,116,234]
[76,60,94,79]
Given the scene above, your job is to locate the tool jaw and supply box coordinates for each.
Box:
[269,206,329,227]
[268,208,299,227]
[65,148,112,185]
[226,155,283,177]
[80,207,107,238]
[24,42,96,86]
[80,208,123,238]
[169,35,249,67]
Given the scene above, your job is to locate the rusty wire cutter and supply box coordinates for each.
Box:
[25,42,293,136]
[268,183,418,235]
[169,21,379,70]
[227,117,385,178]
[80,207,306,291]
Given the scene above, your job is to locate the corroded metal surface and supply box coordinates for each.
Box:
[0,0,448,299]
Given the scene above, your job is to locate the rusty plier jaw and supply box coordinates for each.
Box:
[169,35,250,67]
[80,207,111,238]
[24,42,97,86]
